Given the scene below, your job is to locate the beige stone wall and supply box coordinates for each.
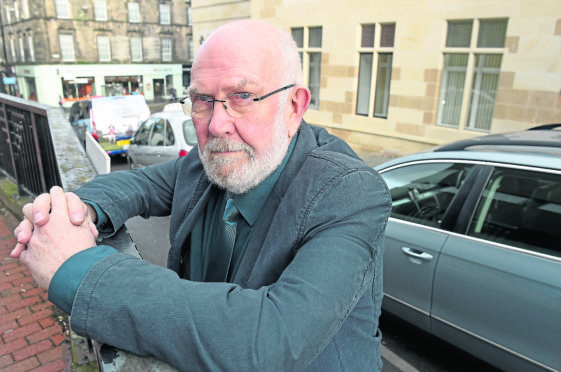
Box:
[191,0,250,55]
[252,0,561,156]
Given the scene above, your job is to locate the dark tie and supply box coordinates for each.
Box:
[223,196,239,249]
[206,193,240,282]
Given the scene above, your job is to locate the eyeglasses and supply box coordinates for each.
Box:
[179,84,295,122]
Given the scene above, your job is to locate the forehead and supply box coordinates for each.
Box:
[191,31,279,93]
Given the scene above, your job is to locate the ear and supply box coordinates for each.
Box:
[285,86,311,137]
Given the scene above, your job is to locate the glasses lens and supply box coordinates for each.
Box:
[181,97,192,116]
[190,95,213,120]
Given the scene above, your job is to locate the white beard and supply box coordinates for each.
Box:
[199,108,290,195]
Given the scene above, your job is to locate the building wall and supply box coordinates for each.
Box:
[0,0,192,106]
[191,0,250,55]
[252,0,561,156]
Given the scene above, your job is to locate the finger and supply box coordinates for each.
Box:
[89,221,99,239]
[66,192,86,225]
[31,193,52,226]
[10,242,26,258]
[22,203,33,221]
[48,186,68,219]
[14,218,33,245]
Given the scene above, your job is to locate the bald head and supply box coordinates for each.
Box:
[192,20,302,87]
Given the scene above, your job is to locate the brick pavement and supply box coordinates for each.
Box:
[0,210,73,372]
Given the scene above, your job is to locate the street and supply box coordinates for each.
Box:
[111,156,500,372]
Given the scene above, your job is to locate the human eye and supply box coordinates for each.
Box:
[192,94,213,103]
[228,92,254,106]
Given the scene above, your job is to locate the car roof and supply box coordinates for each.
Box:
[433,123,561,152]
[149,110,192,123]
[376,124,561,172]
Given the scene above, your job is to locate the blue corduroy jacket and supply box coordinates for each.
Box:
[70,121,392,372]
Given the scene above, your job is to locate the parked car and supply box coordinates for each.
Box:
[127,103,198,169]
[376,124,561,372]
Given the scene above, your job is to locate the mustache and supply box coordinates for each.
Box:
[203,139,253,155]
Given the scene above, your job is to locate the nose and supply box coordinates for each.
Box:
[208,100,235,137]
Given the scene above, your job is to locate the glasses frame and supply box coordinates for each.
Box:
[179,84,296,119]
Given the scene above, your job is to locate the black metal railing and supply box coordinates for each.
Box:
[0,93,62,197]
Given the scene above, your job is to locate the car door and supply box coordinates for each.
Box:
[431,166,561,372]
[380,161,476,332]
[128,118,155,167]
[154,120,178,163]
[144,118,168,166]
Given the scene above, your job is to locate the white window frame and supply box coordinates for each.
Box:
[356,23,395,118]
[55,0,70,19]
[161,38,172,62]
[94,0,108,21]
[293,26,323,110]
[128,2,140,23]
[159,4,170,25]
[59,34,75,62]
[437,18,507,132]
[130,37,143,62]
[97,36,111,62]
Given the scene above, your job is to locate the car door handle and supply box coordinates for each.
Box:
[401,247,433,262]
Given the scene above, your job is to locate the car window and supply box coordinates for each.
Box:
[382,162,475,228]
[183,119,198,146]
[164,121,175,146]
[133,118,154,146]
[149,119,166,146]
[468,167,561,257]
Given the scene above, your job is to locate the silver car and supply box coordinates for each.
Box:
[376,124,561,372]
[127,104,197,169]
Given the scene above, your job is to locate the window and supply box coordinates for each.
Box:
[130,37,143,62]
[187,7,192,26]
[27,34,34,62]
[356,23,395,118]
[18,37,24,62]
[161,38,172,61]
[159,4,170,25]
[133,119,155,146]
[97,36,111,62]
[188,39,193,62]
[94,0,108,21]
[128,2,140,23]
[59,34,75,62]
[9,38,16,62]
[382,162,475,228]
[55,0,70,19]
[291,26,322,110]
[468,167,561,257]
[22,0,29,19]
[149,119,167,146]
[437,19,508,131]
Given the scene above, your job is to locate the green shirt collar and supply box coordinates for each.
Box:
[231,133,297,226]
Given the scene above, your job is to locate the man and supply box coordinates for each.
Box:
[12,20,391,371]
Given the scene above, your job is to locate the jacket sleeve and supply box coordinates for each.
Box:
[73,158,182,237]
[69,168,391,372]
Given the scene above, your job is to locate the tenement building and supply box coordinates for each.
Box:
[0,0,193,106]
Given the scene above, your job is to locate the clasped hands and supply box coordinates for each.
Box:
[11,186,99,290]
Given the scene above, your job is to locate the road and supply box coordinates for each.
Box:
[111,156,499,372]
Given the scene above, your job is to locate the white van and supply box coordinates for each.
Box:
[89,95,151,156]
